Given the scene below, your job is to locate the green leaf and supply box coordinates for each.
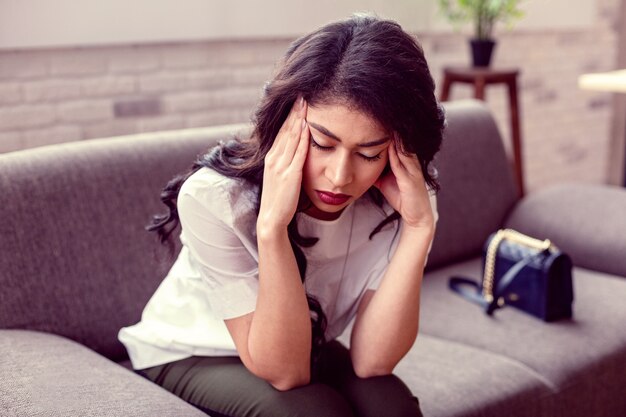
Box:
[437,0,525,39]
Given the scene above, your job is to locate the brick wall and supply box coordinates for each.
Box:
[0,0,620,192]
[0,40,288,152]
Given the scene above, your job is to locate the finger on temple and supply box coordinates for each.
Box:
[399,150,424,177]
[283,117,305,160]
[393,135,419,172]
[287,97,306,141]
[300,96,307,117]
[292,120,310,167]
[289,96,304,130]
[271,97,302,155]
[388,141,402,172]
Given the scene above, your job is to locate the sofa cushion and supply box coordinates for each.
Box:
[420,258,626,417]
[337,321,552,417]
[0,329,206,417]
[0,125,248,362]
[394,334,552,417]
[427,100,519,270]
[505,183,626,278]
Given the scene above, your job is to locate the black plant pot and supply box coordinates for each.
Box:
[470,39,497,67]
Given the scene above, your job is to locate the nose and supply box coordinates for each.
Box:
[326,151,353,188]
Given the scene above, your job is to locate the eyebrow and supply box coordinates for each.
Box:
[308,121,390,148]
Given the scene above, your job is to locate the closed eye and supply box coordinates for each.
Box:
[311,136,333,151]
[359,153,382,162]
[311,136,383,162]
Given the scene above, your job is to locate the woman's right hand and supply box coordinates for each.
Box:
[257,96,310,236]
[232,97,313,390]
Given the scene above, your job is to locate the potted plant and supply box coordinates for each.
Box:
[438,0,525,67]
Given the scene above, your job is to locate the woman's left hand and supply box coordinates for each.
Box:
[374,141,434,231]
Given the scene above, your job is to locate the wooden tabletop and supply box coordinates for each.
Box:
[442,67,520,81]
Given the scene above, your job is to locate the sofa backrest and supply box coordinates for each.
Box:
[426,100,519,269]
[0,100,517,361]
[0,125,247,362]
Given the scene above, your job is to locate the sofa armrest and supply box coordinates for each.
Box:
[504,184,626,278]
[0,330,206,417]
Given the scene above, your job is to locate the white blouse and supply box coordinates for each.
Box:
[119,167,438,370]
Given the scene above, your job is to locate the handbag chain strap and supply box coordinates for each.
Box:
[482,229,554,303]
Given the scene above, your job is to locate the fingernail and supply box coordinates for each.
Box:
[301,119,307,129]
[300,96,304,109]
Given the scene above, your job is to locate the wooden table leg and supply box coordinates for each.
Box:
[507,79,525,196]
[440,68,525,195]
[474,77,486,100]
[440,75,452,102]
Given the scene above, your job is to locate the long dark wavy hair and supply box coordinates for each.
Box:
[148,13,445,364]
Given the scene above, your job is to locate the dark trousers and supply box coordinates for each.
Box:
[138,340,423,417]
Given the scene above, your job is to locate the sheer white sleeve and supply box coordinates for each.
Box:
[177,174,259,319]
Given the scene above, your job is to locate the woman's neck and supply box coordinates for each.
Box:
[303,205,346,221]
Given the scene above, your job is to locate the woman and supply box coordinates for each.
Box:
[119,13,445,417]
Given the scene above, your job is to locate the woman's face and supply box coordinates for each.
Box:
[302,102,390,220]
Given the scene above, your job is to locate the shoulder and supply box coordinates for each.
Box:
[179,167,240,201]
[178,167,258,227]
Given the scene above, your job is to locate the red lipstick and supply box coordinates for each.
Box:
[316,191,351,205]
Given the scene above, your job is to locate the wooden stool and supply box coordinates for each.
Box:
[440,67,525,196]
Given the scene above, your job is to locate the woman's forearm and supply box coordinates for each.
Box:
[246,226,312,390]
[349,225,434,378]
[227,97,312,390]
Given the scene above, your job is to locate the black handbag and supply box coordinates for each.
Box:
[449,229,574,321]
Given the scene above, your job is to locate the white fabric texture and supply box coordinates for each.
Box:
[119,167,438,370]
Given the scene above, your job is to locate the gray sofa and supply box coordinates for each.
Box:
[1,100,625,417]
